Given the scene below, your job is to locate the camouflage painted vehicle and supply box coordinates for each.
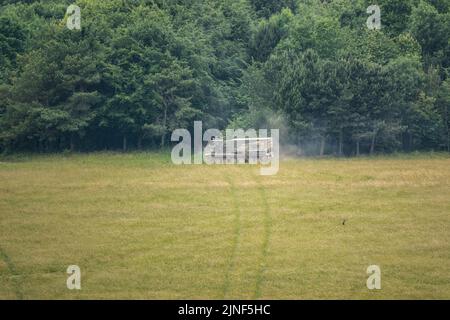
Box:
[204,137,273,164]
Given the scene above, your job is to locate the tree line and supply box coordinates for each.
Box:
[1,0,449,155]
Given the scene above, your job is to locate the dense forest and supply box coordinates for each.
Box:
[0,0,449,155]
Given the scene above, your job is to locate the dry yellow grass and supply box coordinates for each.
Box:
[0,152,449,299]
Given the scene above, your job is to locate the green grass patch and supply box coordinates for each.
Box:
[0,153,449,299]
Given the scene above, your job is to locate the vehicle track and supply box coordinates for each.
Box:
[221,174,242,299]
[0,246,23,300]
[253,179,271,299]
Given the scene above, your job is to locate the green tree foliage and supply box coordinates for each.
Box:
[0,0,449,155]
[250,0,297,18]
[410,0,450,67]
[250,8,293,62]
[0,14,26,80]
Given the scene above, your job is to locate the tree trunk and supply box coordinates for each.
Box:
[122,135,127,152]
[338,128,343,157]
[409,132,413,152]
[370,132,376,156]
[137,136,142,150]
[356,138,360,156]
[447,127,450,153]
[447,131,450,152]
[297,134,302,156]
[161,132,166,148]
[319,135,326,156]
[446,107,450,152]
[161,103,168,147]
[38,139,43,153]
[70,133,75,152]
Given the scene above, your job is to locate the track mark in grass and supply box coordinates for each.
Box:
[254,180,271,299]
[0,246,24,300]
[221,174,242,299]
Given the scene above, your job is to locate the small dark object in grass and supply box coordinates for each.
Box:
[342,219,347,225]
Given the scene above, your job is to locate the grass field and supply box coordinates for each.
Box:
[0,152,449,299]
